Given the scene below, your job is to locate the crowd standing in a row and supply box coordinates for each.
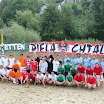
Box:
[0,53,104,89]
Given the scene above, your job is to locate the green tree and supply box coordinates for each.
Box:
[41,5,62,41]
[15,10,41,31]
[0,22,41,43]
[1,0,40,23]
[91,0,104,40]
[0,18,4,28]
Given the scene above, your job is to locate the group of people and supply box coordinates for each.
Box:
[0,53,104,89]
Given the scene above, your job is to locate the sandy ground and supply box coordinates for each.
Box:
[0,82,104,104]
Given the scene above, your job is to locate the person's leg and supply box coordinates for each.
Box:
[92,84,96,89]
[48,80,53,85]
[100,81,103,89]
[42,79,46,88]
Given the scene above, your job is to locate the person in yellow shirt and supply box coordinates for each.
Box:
[19,54,26,72]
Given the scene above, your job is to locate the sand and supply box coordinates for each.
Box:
[0,82,104,104]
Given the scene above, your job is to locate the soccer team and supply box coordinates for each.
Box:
[0,53,104,89]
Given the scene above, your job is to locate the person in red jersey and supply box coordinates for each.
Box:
[94,63,103,88]
[86,65,94,78]
[73,71,84,87]
[22,68,29,84]
[77,63,85,76]
[29,69,37,85]
[85,74,96,89]
[30,58,38,72]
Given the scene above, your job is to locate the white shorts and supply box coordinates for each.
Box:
[96,75,103,81]
[20,67,26,72]
[10,77,16,84]
[88,83,96,87]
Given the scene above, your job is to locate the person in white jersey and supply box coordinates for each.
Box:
[8,55,15,69]
[49,72,57,85]
[0,65,4,79]
[53,57,59,75]
[2,67,10,81]
[0,55,3,66]
[2,55,9,68]
[39,58,48,74]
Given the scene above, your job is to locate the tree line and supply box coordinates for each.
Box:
[0,0,104,43]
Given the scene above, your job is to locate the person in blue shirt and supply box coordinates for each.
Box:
[90,55,99,69]
[83,53,91,69]
[100,57,104,77]
[62,54,70,65]
[74,53,83,68]
[70,54,75,66]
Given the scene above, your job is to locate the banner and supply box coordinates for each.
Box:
[29,41,104,56]
[0,43,26,51]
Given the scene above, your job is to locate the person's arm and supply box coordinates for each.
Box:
[23,76,28,83]
[8,59,10,67]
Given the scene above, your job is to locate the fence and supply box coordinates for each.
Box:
[0,42,28,51]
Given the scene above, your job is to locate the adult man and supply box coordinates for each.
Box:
[22,68,29,84]
[85,74,96,89]
[90,55,99,69]
[86,65,93,79]
[83,54,91,69]
[64,60,72,76]
[66,72,73,87]
[36,71,44,87]
[77,63,85,76]
[29,69,37,85]
[62,54,70,65]
[30,58,38,72]
[15,69,22,84]
[94,63,103,88]
[19,54,26,72]
[70,54,75,66]
[55,72,66,86]
[75,53,83,68]
[100,57,104,77]
[49,72,57,85]
[39,58,48,74]
[73,71,84,87]
[0,65,4,80]
[8,69,16,84]
[2,55,9,68]
[58,63,64,74]
[53,57,59,75]
[70,65,77,77]
[8,55,15,69]
[12,61,20,72]
[43,71,51,87]
[2,67,10,81]
[0,55,3,66]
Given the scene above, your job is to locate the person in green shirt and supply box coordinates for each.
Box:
[70,65,77,77]
[64,60,72,77]
[55,72,66,86]
[58,63,64,74]
[66,72,73,87]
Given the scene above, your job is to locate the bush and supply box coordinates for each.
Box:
[0,22,41,43]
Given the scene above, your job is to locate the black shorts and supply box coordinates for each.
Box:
[53,71,58,75]
[65,72,68,77]
[27,70,30,73]
[14,69,17,72]
[7,67,12,70]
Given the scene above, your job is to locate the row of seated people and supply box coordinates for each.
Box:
[0,62,102,89]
